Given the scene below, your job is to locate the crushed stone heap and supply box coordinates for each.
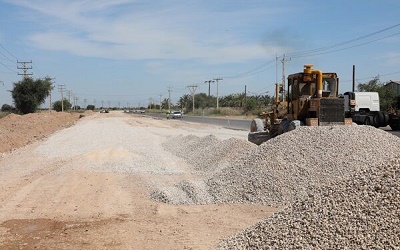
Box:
[218,156,400,249]
[154,126,400,207]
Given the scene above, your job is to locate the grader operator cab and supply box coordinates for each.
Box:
[248,64,351,145]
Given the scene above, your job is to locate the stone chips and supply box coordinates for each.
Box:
[218,157,400,249]
[155,125,400,249]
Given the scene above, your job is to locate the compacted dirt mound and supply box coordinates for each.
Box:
[0,111,90,153]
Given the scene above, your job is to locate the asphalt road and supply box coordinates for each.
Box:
[139,112,400,138]
[142,112,251,131]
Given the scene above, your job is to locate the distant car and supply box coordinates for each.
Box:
[100,109,109,113]
[171,111,182,119]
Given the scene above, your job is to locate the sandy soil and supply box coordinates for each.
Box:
[0,111,86,154]
[0,111,277,249]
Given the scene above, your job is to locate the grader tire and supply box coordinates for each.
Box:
[250,118,265,132]
[288,120,302,131]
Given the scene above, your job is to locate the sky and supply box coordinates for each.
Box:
[1,0,400,109]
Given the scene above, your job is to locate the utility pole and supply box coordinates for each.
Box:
[58,84,66,112]
[159,94,163,111]
[167,86,172,111]
[74,95,78,110]
[213,78,223,109]
[275,54,278,85]
[48,77,55,111]
[187,85,198,112]
[17,60,33,79]
[244,85,247,107]
[205,80,214,97]
[67,90,72,105]
[281,54,291,102]
[352,65,356,92]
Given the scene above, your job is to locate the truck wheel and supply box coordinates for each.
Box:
[250,118,265,132]
[364,116,371,126]
[373,112,385,127]
[383,112,390,126]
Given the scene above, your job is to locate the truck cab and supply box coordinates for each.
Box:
[342,91,388,127]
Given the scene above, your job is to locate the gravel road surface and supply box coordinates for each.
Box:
[0,112,276,249]
[1,111,399,249]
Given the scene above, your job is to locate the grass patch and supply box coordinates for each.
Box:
[0,112,10,119]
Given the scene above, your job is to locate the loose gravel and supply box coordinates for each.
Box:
[218,156,400,249]
[12,113,400,248]
[163,135,257,175]
[154,124,400,248]
[154,125,400,206]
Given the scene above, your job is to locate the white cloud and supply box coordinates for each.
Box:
[8,0,286,63]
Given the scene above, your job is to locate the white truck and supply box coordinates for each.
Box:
[342,92,389,127]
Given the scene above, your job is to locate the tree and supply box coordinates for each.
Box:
[1,104,15,112]
[161,98,170,110]
[219,93,244,107]
[178,94,191,112]
[244,97,258,112]
[194,93,215,109]
[11,77,53,114]
[87,104,95,110]
[357,77,380,92]
[53,99,72,112]
[394,95,400,109]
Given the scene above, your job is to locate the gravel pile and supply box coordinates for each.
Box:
[218,156,400,249]
[150,179,214,205]
[153,125,400,206]
[153,135,256,204]
[206,125,400,205]
[163,135,257,174]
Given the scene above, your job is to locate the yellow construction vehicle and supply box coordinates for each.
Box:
[248,64,352,145]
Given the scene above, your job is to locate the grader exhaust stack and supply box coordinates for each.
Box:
[303,64,323,98]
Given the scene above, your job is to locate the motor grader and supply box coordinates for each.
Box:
[248,64,352,145]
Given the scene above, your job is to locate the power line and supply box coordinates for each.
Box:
[222,58,275,79]
[31,62,43,79]
[221,22,400,80]
[341,69,400,83]
[291,31,400,59]
[0,61,18,73]
[0,43,18,61]
[0,50,14,63]
[287,23,400,58]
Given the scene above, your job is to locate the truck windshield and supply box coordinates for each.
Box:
[322,78,336,97]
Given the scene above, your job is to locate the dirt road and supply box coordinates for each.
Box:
[0,112,277,249]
